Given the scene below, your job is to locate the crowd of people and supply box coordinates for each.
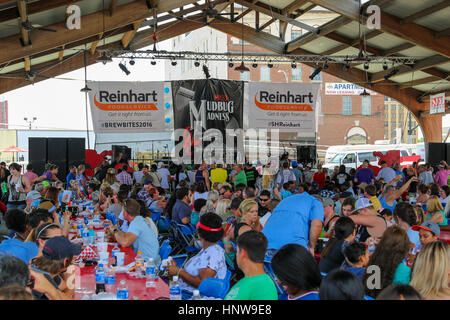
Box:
[0,156,449,300]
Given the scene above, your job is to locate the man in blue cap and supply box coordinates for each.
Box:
[291,161,303,188]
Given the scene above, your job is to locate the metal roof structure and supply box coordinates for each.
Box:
[0,0,449,141]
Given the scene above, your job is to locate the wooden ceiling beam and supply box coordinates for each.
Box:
[400,0,450,25]
[257,18,277,32]
[436,27,450,39]
[382,42,415,56]
[370,55,449,83]
[207,0,233,24]
[121,20,144,49]
[319,30,382,55]
[0,0,84,24]
[109,0,119,16]
[398,76,445,90]
[16,0,30,46]
[293,4,315,18]
[307,0,450,58]
[0,0,198,66]
[286,16,352,52]
[0,18,205,95]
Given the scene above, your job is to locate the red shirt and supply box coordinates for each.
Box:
[313,172,326,187]
[0,200,6,214]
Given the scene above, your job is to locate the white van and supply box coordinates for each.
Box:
[323,146,411,172]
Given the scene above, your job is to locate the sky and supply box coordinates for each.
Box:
[0,38,448,139]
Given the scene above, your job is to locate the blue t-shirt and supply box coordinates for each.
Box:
[355,168,374,185]
[127,216,160,261]
[281,190,293,199]
[66,172,76,184]
[262,193,324,250]
[342,265,365,280]
[172,200,192,224]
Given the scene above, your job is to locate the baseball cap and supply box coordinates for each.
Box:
[321,197,335,207]
[187,165,192,170]
[26,190,41,201]
[411,221,440,236]
[157,162,163,169]
[0,238,39,264]
[292,161,298,168]
[42,236,82,260]
[352,198,373,213]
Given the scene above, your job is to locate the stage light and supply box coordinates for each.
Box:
[129,58,135,66]
[364,62,369,70]
[171,59,177,66]
[252,60,258,68]
[151,60,156,66]
[118,62,130,75]
[309,66,322,80]
[267,60,273,68]
[291,62,297,69]
[382,61,388,70]
[360,89,370,96]
[194,59,200,67]
[323,62,329,69]
[228,59,234,68]
[97,53,112,65]
[235,61,250,73]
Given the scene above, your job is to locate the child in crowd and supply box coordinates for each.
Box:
[280,182,293,199]
[341,242,369,280]
[365,184,382,212]
[190,198,206,226]
[380,208,394,227]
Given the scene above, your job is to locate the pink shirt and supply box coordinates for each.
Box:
[24,171,38,184]
[435,169,450,187]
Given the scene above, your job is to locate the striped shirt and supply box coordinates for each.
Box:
[116,171,133,185]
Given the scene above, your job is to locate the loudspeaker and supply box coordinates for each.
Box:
[297,146,316,164]
[67,138,85,168]
[112,145,131,162]
[425,143,447,166]
[29,138,47,162]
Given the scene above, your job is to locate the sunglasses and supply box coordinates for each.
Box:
[259,198,270,202]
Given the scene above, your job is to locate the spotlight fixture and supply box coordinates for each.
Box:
[360,89,370,96]
[118,62,130,75]
[171,59,177,66]
[97,53,112,65]
[252,60,258,68]
[235,61,250,73]
[323,62,329,69]
[291,62,297,69]
[309,66,322,80]
[228,59,234,68]
[80,85,92,93]
[151,60,156,66]
[384,68,399,80]
[129,58,135,66]
[267,60,273,68]
[194,59,200,67]
[344,63,350,70]
[382,61,388,70]
[364,62,369,70]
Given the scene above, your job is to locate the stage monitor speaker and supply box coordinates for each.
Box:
[67,138,85,168]
[28,138,47,163]
[297,146,316,164]
[112,145,131,162]
[425,142,446,167]
[47,138,68,182]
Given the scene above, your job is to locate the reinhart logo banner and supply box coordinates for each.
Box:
[88,81,167,133]
[248,82,320,134]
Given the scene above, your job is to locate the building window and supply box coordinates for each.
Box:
[362,96,371,115]
[291,67,302,81]
[291,29,302,40]
[343,96,352,115]
[260,66,270,81]
[311,71,321,81]
[240,71,250,81]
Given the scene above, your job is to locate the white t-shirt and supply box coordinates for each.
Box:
[133,170,144,184]
[158,168,171,189]
[118,209,129,232]
[276,169,296,191]
[194,191,209,201]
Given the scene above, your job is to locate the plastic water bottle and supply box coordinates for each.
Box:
[368,238,376,254]
[116,280,129,300]
[1,182,7,194]
[82,225,89,246]
[135,251,145,277]
[95,264,106,294]
[88,227,95,245]
[191,289,201,300]
[145,258,157,288]
[169,276,182,300]
[105,267,116,293]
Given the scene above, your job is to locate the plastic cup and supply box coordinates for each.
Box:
[97,231,105,242]
[97,242,108,253]
[115,252,125,266]
[99,251,109,265]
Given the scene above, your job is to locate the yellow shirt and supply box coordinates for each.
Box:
[370,196,382,212]
[210,168,228,185]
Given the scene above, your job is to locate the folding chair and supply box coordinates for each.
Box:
[263,258,287,299]
[172,222,200,255]
[198,277,230,300]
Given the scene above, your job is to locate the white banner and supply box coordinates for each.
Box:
[88,81,170,133]
[325,82,376,95]
[248,83,320,134]
[430,92,446,114]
